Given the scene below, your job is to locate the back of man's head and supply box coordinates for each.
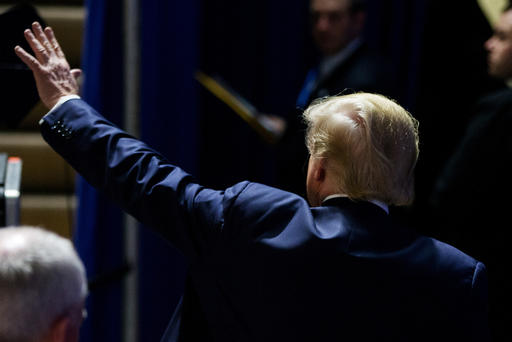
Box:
[0,226,87,342]
[303,92,419,206]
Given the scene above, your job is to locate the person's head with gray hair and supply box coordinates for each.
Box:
[0,226,87,342]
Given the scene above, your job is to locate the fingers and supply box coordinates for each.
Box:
[24,28,49,63]
[22,22,62,63]
[31,22,55,57]
[45,26,65,59]
[14,45,43,72]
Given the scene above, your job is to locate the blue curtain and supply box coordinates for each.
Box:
[75,0,125,341]
[137,0,199,341]
[77,0,199,341]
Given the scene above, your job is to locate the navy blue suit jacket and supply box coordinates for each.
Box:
[41,99,489,341]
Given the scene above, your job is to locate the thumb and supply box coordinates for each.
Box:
[70,68,82,80]
[70,68,83,92]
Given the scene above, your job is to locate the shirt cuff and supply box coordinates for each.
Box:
[39,95,81,125]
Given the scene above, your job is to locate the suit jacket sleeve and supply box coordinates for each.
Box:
[40,98,249,260]
[469,261,491,341]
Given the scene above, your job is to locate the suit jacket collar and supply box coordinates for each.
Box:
[322,194,389,214]
[318,37,363,81]
[316,39,367,89]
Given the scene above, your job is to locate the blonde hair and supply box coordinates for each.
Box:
[303,93,419,206]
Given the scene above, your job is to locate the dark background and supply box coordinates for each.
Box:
[1,1,505,341]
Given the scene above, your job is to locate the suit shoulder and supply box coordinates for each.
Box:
[226,182,311,227]
[477,88,512,114]
[424,236,483,281]
[233,182,309,210]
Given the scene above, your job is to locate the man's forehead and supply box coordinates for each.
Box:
[311,0,350,11]
[496,10,512,34]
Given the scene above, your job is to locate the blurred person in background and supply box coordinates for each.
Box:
[430,2,512,340]
[278,0,394,196]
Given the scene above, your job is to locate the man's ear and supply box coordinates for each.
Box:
[312,158,326,182]
[46,316,71,342]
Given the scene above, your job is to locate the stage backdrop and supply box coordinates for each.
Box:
[75,0,498,341]
[75,0,125,341]
[76,0,197,341]
[137,0,199,341]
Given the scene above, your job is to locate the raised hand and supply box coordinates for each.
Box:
[14,22,80,109]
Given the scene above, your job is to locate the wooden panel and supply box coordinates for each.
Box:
[20,194,77,238]
[0,5,85,66]
[0,132,75,192]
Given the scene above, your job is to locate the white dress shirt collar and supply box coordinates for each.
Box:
[322,194,389,214]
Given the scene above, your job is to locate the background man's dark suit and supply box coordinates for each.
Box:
[297,41,392,108]
[41,99,489,341]
[430,87,512,341]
